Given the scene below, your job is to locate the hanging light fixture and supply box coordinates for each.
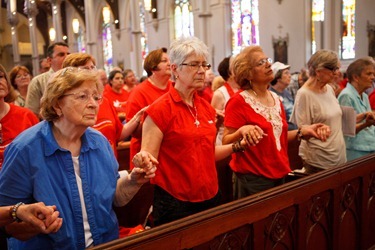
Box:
[102,6,111,24]
[72,18,80,34]
[49,27,56,41]
[10,0,17,14]
[144,0,152,12]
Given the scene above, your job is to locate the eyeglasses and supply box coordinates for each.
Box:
[15,73,30,79]
[62,91,103,104]
[324,66,340,72]
[180,62,212,71]
[256,58,273,67]
[78,65,97,70]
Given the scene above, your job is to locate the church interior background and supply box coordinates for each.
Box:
[0,0,374,78]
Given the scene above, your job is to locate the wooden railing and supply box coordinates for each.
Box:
[94,153,375,250]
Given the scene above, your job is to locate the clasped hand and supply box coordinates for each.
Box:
[239,125,267,146]
[18,202,62,234]
[301,123,331,142]
[131,151,158,184]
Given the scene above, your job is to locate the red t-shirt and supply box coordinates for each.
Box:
[224,91,290,179]
[92,97,123,157]
[147,87,218,202]
[103,87,130,119]
[369,90,375,110]
[198,86,213,104]
[125,79,172,168]
[0,104,39,167]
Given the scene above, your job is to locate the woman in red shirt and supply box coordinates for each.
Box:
[104,70,129,121]
[132,37,251,226]
[0,64,39,168]
[223,46,331,198]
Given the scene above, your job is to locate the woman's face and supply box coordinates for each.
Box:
[57,80,101,128]
[14,69,31,89]
[78,60,96,70]
[155,53,171,77]
[175,54,209,90]
[251,52,274,84]
[278,69,291,88]
[356,65,375,90]
[317,62,341,84]
[110,72,124,92]
[0,71,9,98]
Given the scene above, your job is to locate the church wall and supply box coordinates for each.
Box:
[0,0,374,76]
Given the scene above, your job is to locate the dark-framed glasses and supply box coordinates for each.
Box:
[256,58,273,67]
[180,62,212,71]
[324,66,340,72]
[62,91,103,104]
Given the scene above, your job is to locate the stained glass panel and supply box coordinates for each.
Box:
[311,0,324,54]
[341,0,355,59]
[102,22,113,74]
[231,0,259,55]
[174,0,194,39]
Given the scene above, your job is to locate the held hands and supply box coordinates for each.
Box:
[16,202,62,234]
[300,123,331,142]
[131,150,158,184]
[363,111,375,126]
[239,125,267,146]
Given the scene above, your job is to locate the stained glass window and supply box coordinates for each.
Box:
[102,7,113,74]
[76,27,86,53]
[341,0,355,59]
[311,0,324,55]
[174,0,194,39]
[140,1,148,60]
[231,0,259,55]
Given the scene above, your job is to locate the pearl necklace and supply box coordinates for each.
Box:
[185,100,200,127]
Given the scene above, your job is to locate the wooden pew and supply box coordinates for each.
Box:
[93,153,375,250]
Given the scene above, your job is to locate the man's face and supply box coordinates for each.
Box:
[49,45,70,71]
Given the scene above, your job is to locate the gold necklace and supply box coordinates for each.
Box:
[185,100,200,127]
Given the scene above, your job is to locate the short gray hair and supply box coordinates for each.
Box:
[169,36,209,70]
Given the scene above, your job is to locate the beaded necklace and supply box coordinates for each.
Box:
[185,99,200,127]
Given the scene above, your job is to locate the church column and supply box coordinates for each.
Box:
[24,0,40,75]
[84,0,99,63]
[7,0,20,65]
[130,0,143,77]
[50,0,63,42]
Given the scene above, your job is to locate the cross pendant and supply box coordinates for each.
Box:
[194,119,200,127]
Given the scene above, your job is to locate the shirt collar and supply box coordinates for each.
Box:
[42,121,101,157]
[169,87,201,105]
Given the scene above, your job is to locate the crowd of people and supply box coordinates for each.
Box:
[0,38,374,248]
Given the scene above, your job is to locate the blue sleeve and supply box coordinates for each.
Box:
[0,144,33,205]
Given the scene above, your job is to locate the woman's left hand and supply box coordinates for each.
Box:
[130,150,158,184]
[301,123,331,142]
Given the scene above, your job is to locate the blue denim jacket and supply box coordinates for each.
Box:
[0,121,119,249]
